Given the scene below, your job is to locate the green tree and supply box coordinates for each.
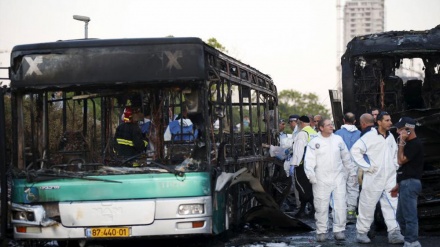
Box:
[206,37,228,53]
[278,89,330,124]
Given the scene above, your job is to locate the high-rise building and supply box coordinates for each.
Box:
[334,0,385,94]
[343,0,385,49]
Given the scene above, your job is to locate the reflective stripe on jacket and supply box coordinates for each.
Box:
[299,126,318,165]
[116,138,134,146]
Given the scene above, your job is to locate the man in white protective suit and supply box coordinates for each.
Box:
[304,118,355,242]
[350,111,404,244]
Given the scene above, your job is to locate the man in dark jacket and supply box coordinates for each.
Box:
[115,107,147,157]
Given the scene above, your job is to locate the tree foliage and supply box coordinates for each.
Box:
[278,89,330,121]
[206,37,228,53]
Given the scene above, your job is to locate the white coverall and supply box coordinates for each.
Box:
[350,128,400,234]
[304,133,355,234]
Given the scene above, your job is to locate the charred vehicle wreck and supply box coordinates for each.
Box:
[335,25,440,231]
[0,37,311,246]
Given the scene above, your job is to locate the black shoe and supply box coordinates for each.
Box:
[296,201,315,218]
[367,229,375,240]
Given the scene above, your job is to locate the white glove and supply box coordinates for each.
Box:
[283,160,291,177]
[366,165,378,174]
[309,176,317,184]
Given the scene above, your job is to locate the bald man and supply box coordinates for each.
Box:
[359,113,375,136]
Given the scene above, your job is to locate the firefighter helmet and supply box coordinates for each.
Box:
[123,107,132,122]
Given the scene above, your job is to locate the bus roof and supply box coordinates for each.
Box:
[343,25,440,58]
[11,37,205,51]
[9,37,277,95]
[10,37,207,90]
[9,37,275,95]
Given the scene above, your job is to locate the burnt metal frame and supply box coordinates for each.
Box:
[342,25,440,118]
[5,38,281,235]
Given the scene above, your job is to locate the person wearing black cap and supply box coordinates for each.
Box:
[290,115,318,218]
[391,117,423,247]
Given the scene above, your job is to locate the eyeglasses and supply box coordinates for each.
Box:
[377,111,389,121]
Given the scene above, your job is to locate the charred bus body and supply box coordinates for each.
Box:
[0,38,306,245]
[339,25,440,230]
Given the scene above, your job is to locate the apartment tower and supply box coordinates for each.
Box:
[343,0,385,49]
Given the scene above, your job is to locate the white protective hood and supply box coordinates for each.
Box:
[341,124,358,132]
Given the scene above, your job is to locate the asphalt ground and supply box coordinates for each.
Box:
[227,215,440,247]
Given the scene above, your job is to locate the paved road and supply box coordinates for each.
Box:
[226,217,440,247]
[5,215,440,246]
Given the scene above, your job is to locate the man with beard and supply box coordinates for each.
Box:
[290,115,318,218]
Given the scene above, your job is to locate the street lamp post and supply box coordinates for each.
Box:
[73,15,91,39]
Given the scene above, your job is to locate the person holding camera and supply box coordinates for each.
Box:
[391,117,424,247]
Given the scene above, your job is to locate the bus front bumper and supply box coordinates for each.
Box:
[12,196,213,239]
[13,217,213,239]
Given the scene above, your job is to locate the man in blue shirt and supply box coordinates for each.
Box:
[164,108,198,141]
[335,112,361,223]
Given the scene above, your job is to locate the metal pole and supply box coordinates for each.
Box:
[85,22,88,39]
[73,15,91,39]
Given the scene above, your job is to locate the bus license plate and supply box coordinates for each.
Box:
[86,227,130,238]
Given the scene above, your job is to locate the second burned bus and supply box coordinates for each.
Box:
[334,25,440,230]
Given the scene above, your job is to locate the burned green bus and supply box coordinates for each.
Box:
[0,37,298,245]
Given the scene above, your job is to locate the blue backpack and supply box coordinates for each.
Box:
[169,120,198,141]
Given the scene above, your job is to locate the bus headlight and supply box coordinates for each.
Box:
[178,204,204,215]
[14,211,35,221]
[11,203,58,226]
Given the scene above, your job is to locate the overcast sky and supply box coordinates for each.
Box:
[1,0,439,110]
